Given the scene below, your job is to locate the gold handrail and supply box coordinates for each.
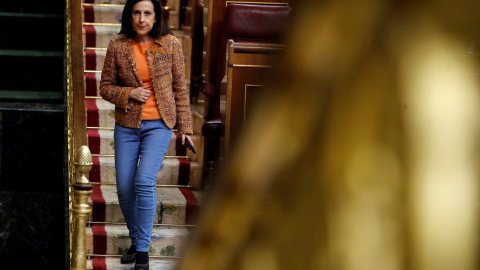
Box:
[70,146,93,270]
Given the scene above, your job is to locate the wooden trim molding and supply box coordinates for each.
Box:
[72,0,87,151]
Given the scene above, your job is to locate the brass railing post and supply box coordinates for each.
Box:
[71,146,93,270]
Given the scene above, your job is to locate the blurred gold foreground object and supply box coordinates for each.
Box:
[176,0,480,270]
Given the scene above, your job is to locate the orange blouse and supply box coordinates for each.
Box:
[132,39,161,120]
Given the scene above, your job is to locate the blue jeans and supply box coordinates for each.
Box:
[114,120,173,252]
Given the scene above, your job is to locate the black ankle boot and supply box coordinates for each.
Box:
[120,245,137,264]
[135,251,149,270]
[135,262,149,270]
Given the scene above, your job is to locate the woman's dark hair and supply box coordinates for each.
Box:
[119,0,170,38]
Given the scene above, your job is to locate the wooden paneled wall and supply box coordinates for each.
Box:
[224,40,284,156]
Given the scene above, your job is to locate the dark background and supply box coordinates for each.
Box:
[0,0,68,268]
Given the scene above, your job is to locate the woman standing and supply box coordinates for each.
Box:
[100,0,194,269]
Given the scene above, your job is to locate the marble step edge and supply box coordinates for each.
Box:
[89,184,198,210]
[82,24,183,37]
[87,130,202,162]
[81,0,182,10]
[82,6,181,15]
[82,29,188,52]
[88,184,198,206]
[87,177,206,204]
[86,224,191,256]
[82,0,180,9]
[83,97,205,123]
[90,159,203,189]
[88,184,200,225]
[85,98,202,120]
[87,129,202,141]
[88,221,196,228]
[84,100,205,156]
[86,256,179,270]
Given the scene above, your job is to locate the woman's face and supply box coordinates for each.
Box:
[131,0,156,39]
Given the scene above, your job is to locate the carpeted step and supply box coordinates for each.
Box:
[83,0,168,8]
[83,94,204,143]
[85,70,191,97]
[86,224,190,257]
[86,98,199,130]
[85,49,107,71]
[84,25,120,49]
[89,157,202,188]
[83,0,128,4]
[85,72,102,96]
[87,257,178,270]
[89,185,198,224]
[84,4,171,26]
[86,98,204,188]
[86,98,115,127]
[84,33,187,71]
[84,5,123,24]
[85,48,188,78]
[84,25,183,49]
[87,129,201,156]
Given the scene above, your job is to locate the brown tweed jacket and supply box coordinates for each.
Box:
[100,34,192,134]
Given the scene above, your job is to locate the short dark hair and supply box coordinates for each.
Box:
[119,0,171,39]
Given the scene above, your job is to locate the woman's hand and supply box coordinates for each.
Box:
[129,86,150,103]
[182,134,194,148]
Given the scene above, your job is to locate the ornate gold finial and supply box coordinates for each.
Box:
[75,145,93,165]
[74,146,93,185]
[71,145,93,270]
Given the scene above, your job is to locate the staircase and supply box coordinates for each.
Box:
[78,0,204,269]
